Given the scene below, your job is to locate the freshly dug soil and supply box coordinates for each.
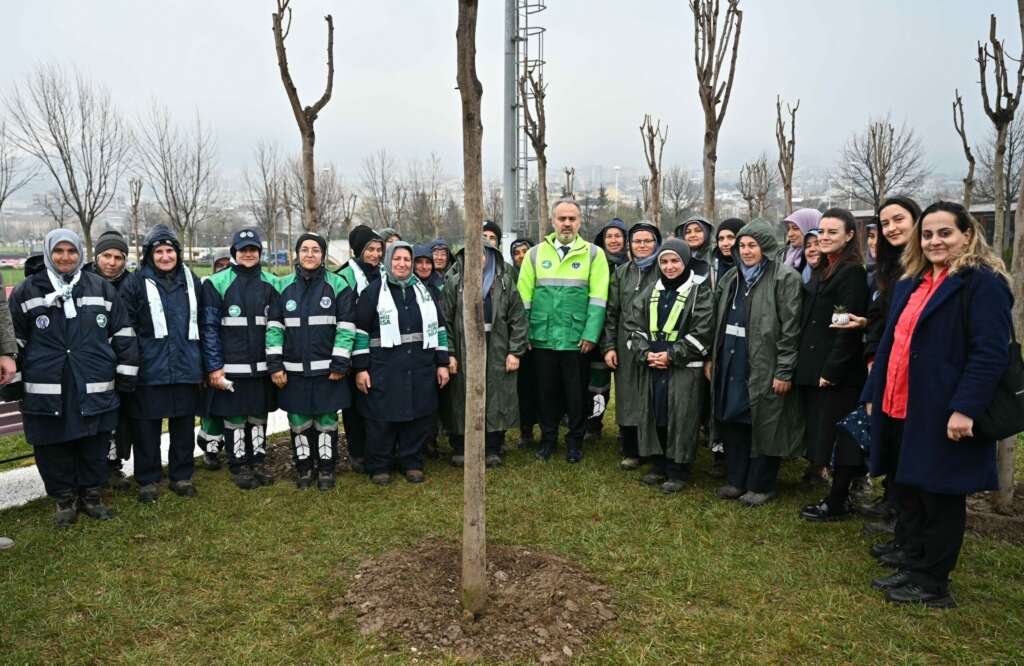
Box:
[337,540,616,664]
[262,431,354,482]
[967,482,1024,545]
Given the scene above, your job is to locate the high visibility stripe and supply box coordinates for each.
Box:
[307,315,336,326]
[25,382,62,395]
[116,364,139,376]
[86,381,115,393]
[369,332,423,347]
[284,318,301,327]
[290,419,312,433]
[76,296,113,310]
[145,279,169,338]
[537,278,588,288]
[484,323,493,333]
[336,321,356,332]
[309,359,332,370]
[15,337,26,348]
[253,316,267,326]
[283,361,304,372]
[649,287,691,342]
[20,297,48,312]
[267,320,284,330]
[113,327,135,337]
[589,297,606,307]
[221,317,248,326]
[223,362,267,373]
[352,348,370,356]
[685,334,707,354]
[685,361,705,368]
[724,324,746,338]
[332,347,351,358]
[266,346,283,355]
[255,361,268,372]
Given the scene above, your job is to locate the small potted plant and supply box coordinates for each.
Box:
[831,305,850,326]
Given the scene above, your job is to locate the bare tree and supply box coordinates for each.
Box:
[519,63,548,242]
[5,64,132,259]
[137,104,218,263]
[737,154,775,220]
[639,176,651,214]
[951,90,977,209]
[245,142,283,262]
[456,0,487,617]
[272,0,334,231]
[837,116,928,212]
[37,191,70,229]
[0,122,37,215]
[562,166,575,199]
[408,153,448,238]
[484,180,503,226]
[639,115,668,225]
[736,164,757,220]
[661,165,700,226]
[976,113,1024,248]
[775,95,799,215]
[690,0,743,222]
[977,12,1024,251]
[127,176,143,259]
[361,148,407,230]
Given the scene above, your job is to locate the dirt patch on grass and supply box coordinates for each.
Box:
[336,540,616,664]
[262,432,354,482]
[968,482,1024,545]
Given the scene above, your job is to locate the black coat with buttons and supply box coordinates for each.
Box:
[352,278,449,422]
[794,262,869,387]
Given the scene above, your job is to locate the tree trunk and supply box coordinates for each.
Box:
[302,129,318,232]
[80,217,94,262]
[783,181,793,215]
[702,126,717,222]
[536,158,548,244]
[456,0,487,618]
[994,123,1009,250]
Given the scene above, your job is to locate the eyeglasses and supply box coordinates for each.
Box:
[631,238,656,245]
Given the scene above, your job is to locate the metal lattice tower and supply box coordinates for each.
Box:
[502,0,546,243]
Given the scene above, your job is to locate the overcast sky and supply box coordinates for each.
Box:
[1,0,1020,186]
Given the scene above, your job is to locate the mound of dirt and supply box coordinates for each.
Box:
[967,482,1024,545]
[262,432,354,482]
[336,540,616,664]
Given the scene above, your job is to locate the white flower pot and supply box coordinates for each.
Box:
[832,312,850,326]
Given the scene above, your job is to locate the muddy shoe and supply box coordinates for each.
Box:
[739,491,776,507]
[106,468,132,491]
[660,480,687,494]
[253,464,274,487]
[370,472,391,486]
[317,470,336,491]
[231,467,259,491]
[640,472,666,486]
[619,457,641,471]
[79,489,114,520]
[169,480,198,498]
[54,495,78,527]
[716,484,744,500]
[485,454,503,468]
[137,483,160,503]
[295,468,314,490]
[404,469,426,484]
[203,453,222,471]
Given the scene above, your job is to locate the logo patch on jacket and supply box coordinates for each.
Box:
[35,315,50,330]
[542,260,552,269]
[320,296,332,308]
[228,305,242,317]
[572,262,581,269]
[96,314,108,328]
[286,299,297,312]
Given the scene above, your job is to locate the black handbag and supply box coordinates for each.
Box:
[960,273,1024,441]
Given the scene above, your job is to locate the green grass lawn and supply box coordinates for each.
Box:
[1,427,1023,664]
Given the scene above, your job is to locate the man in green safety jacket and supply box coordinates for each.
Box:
[517,199,610,463]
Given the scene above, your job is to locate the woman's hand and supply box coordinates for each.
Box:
[328,371,345,381]
[772,378,792,395]
[703,361,712,381]
[448,357,459,375]
[437,366,450,389]
[604,350,618,370]
[355,370,372,394]
[647,351,669,369]
[271,370,287,389]
[505,354,520,372]
[818,377,832,388]
[829,314,868,330]
[947,411,975,442]
[208,368,230,391]
[865,402,872,416]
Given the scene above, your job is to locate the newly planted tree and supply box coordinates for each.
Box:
[775,96,799,215]
[640,114,668,225]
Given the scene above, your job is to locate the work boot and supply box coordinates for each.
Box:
[619,457,641,471]
[716,485,744,500]
[137,483,160,503]
[566,448,583,464]
[870,540,899,559]
[872,570,912,591]
[54,494,78,527]
[295,467,314,490]
[640,471,666,486]
[404,469,426,484]
[106,467,131,491]
[169,480,198,498]
[370,472,391,486]
[885,583,957,609]
[253,463,274,487]
[203,452,222,471]
[231,467,259,490]
[317,470,336,491]
[79,488,114,520]
[660,479,686,494]
[739,491,776,507]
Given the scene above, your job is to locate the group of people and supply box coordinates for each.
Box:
[0,194,1015,609]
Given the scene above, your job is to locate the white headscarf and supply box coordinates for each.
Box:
[42,229,85,319]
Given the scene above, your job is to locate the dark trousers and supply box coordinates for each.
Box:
[800,384,860,467]
[365,415,433,475]
[343,407,367,461]
[451,431,504,457]
[133,415,196,485]
[620,425,639,459]
[719,420,781,493]
[106,408,133,468]
[649,427,691,480]
[534,348,589,452]
[33,433,109,498]
[902,489,967,592]
[517,350,539,436]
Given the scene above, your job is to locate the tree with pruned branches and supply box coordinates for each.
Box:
[127,176,143,259]
[520,63,548,243]
[640,114,668,226]
[737,154,775,220]
[837,116,928,212]
[775,95,799,215]
[953,89,977,210]
[0,121,37,218]
[245,142,283,263]
[5,64,132,259]
[690,0,743,223]
[272,0,334,232]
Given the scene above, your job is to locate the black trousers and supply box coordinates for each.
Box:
[33,433,109,498]
[133,415,196,485]
[719,420,782,493]
[903,489,967,593]
[620,425,639,459]
[534,348,589,451]
[800,384,860,467]
[106,408,134,468]
[343,406,367,461]
[649,427,691,480]
[365,415,433,475]
[450,431,504,457]
[517,350,539,436]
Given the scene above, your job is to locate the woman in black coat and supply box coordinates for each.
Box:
[862,201,1013,608]
[794,208,869,520]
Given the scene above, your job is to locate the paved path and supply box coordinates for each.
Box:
[0,410,290,510]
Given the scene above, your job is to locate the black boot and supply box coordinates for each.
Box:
[231,466,259,490]
[106,465,132,491]
[54,494,78,527]
[295,466,314,490]
[317,469,336,491]
[79,488,114,520]
[253,463,274,487]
